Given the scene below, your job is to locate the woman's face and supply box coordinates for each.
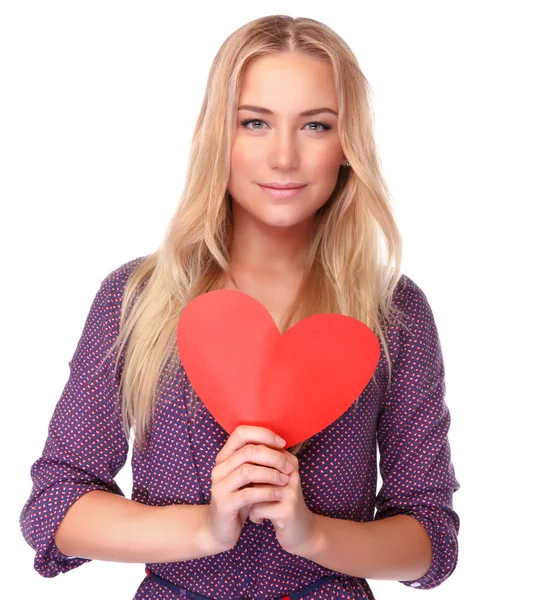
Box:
[228,52,346,230]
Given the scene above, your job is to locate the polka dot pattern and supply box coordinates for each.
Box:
[19,256,460,599]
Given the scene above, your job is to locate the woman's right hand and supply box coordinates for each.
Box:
[201,424,293,553]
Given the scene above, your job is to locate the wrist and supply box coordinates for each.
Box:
[194,505,232,557]
[296,513,327,561]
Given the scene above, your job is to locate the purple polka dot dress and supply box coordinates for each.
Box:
[19,256,460,599]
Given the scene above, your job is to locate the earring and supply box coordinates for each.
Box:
[343,160,350,167]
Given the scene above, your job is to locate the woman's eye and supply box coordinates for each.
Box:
[241,119,267,130]
[304,122,332,132]
[240,119,331,133]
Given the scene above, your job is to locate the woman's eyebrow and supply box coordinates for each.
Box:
[238,104,338,117]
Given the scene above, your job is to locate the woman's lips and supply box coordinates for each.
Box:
[258,184,308,199]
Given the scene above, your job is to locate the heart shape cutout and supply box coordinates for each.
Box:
[176,290,380,448]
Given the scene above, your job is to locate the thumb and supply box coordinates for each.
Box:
[239,504,251,526]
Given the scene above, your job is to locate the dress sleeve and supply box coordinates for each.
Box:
[374,275,461,590]
[19,270,130,578]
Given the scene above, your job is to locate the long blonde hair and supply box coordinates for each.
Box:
[107,15,406,457]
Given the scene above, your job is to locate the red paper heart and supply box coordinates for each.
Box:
[176,290,380,448]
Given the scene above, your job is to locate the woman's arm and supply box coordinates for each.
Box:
[19,262,220,578]
[297,276,460,590]
[55,490,218,563]
[297,512,432,582]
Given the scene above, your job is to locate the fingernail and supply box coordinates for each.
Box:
[275,435,286,447]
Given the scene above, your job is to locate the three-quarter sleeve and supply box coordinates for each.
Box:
[19,270,130,578]
[374,275,460,590]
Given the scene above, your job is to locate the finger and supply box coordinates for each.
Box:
[233,485,284,513]
[213,443,291,487]
[216,425,286,465]
[235,462,289,489]
[249,501,280,524]
[281,450,299,468]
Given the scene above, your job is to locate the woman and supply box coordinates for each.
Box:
[20,14,460,600]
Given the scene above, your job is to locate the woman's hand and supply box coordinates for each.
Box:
[203,425,292,553]
[247,450,319,557]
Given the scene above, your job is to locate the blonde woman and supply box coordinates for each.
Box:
[20,14,460,600]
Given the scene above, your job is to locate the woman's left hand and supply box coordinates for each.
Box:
[247,450,318,556]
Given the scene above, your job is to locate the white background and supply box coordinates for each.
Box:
[2,1,536,598]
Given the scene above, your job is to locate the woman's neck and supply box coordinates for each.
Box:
[228,202,313,276]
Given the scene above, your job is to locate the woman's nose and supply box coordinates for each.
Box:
[268,130,300,168]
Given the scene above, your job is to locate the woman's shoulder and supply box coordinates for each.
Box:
[97,254,148,294]
[388,272,439,336]
[102,255,149,286]
[90,255,151,315]
[392,272,426,303]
